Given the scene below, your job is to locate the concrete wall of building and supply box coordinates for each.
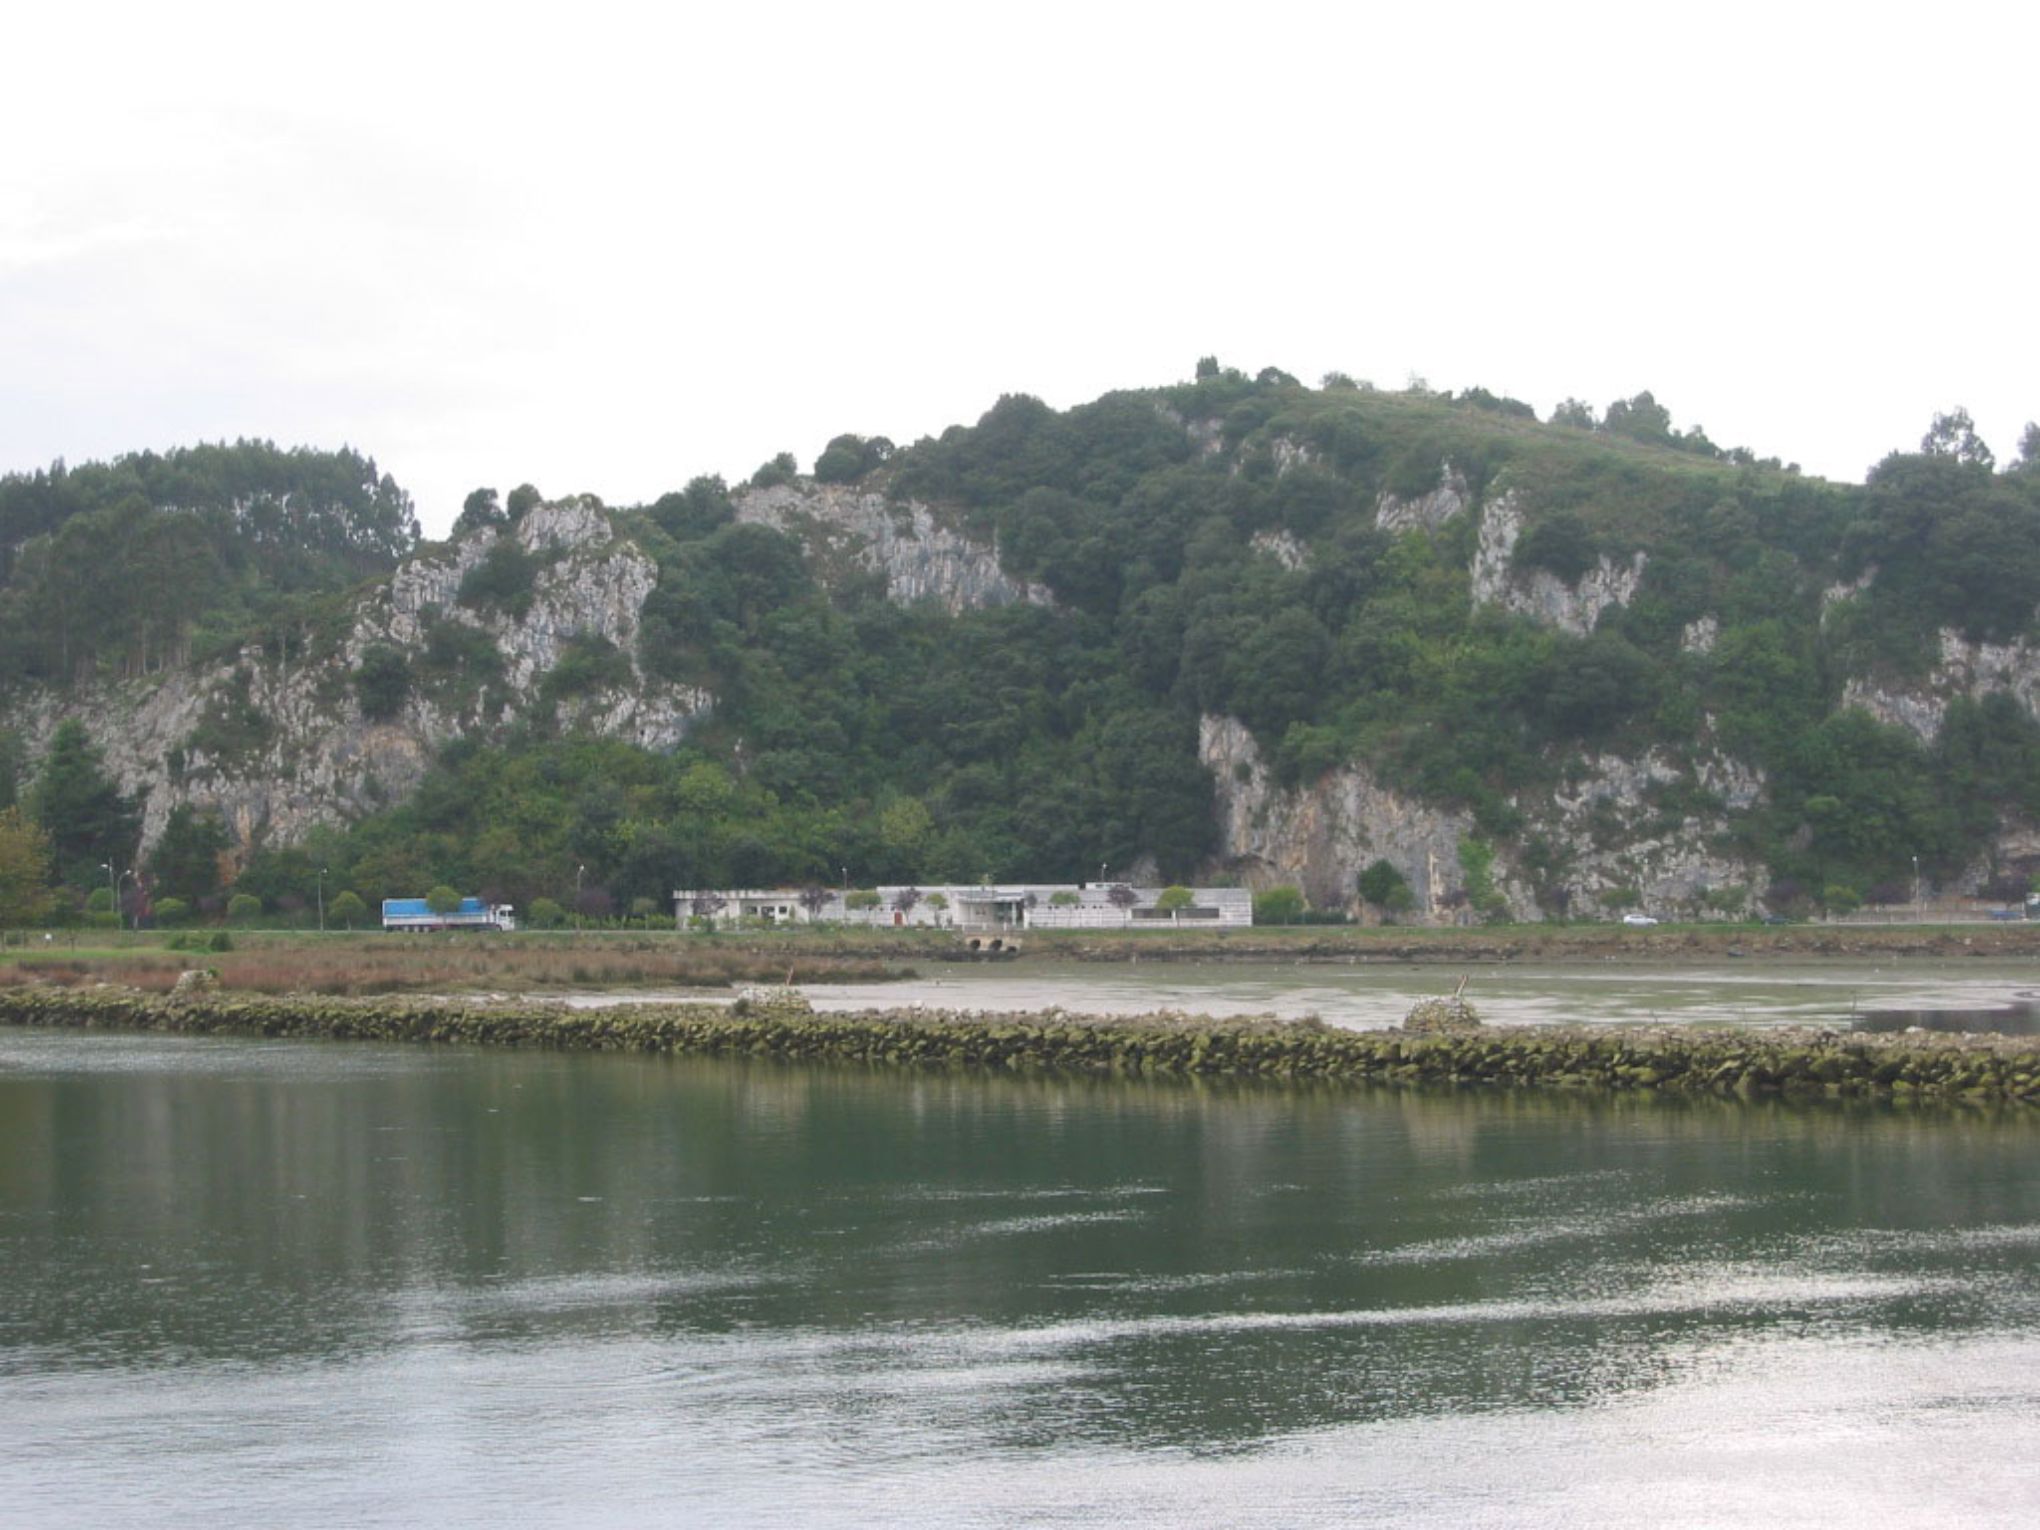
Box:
[672,885,1254,929]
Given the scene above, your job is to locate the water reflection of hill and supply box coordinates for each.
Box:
[2,1037,2034,1385]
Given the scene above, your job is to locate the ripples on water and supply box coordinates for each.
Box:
[1,1033,2037,1527]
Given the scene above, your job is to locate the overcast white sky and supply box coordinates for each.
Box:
[4,1,2034,535]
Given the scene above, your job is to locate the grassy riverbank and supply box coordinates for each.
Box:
[4,987,2036,1107]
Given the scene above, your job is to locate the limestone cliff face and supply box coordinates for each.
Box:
[1200,714,1769,922]
[733,481,1049,614]
[1469,490,1646,635]
[357,498,696,742]
[6,500,709,853]
[1200,715,1535,917]
[1841,627,2040,745]
[1375,466,1472,535]
[1541,748,1766,917]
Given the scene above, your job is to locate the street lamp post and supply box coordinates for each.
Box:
[1913,855,1921,923]
[317,868,327,932]
[575,864,586,929]
[101,862,117,929]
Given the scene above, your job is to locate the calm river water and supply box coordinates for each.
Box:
[3,1026,2038,1527]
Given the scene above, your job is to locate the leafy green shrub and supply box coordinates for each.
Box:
[328,890,368,929]
[1514,511,1598,582]
[353,646,411,722]
[152,897,189,925]
[1357,860,1415,919]
[1457,839,1508,921]
[813,435,893,484]
[1252,886,1306,924]
[183,669,274,762]
[455,487,503,535]
[420,617,504,679]
[208,931,233,952]
[226,893,263,923]
[541,636,631,705]
[649,477,736,542]
[527,897,565,929]
[457,539,539,615]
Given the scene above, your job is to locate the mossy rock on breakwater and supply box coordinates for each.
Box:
[169,969,221,998]
[1402,996,1484,1035]
[0,988,2037,1108]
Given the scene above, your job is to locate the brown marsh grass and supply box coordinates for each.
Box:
[0,940,905,997]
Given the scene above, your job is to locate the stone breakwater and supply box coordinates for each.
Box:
[6,988,2040,1106]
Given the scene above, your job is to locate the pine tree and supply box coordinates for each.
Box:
[30,721,139,887]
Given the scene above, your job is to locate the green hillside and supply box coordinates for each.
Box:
[309,372,2040,919]
[5,368,2040,925]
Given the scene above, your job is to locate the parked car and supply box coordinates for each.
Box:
[1620,913,1659,927]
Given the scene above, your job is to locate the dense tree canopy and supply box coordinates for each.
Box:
[0,807,56,926]
[0,442,417,688]
[149,805,229,906]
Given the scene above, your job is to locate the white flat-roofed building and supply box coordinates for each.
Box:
[673,889,811,925]
[671,884,1253,929]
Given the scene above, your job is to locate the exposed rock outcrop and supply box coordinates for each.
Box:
[1543,750,1767,918]
[1200,714,1769,923]
[1200,714,1535,918]
[1269,437,1314,476]
[1842,628,2040,745]
[1375,465,1471,535]
[1821,568,1876,618]
[1469,490,1646,635]
[733,481,1048,614]
[1249,530,1311,571]
[6,500,710,853]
